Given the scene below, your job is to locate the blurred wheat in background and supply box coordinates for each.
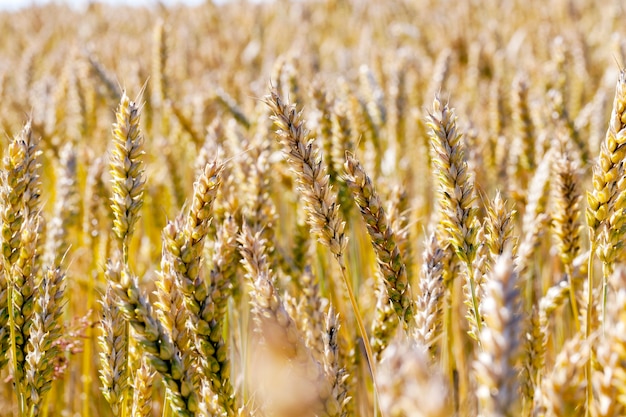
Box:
[2,0,626,415]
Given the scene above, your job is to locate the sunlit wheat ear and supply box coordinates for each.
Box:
[427,95,481,338]
[427,48,452,104]
[551,130,583,330]
[414,232,445,359]
[1,120,41,266]
[240,144,278,263]
[265,87,378,388]
[10,217,39,393]
[486,191,517,258]
[427,95,478,267]
[131,356,156,417]
[587,71,626,237]
[239,224,337,417]
[387,186,413,282]
[0,262,7,372]
[151,18,168,112]
[109,91,146,256]
[343,152,413,325]
[323,307,351,416]
[330,96,356,219]
[105,258,198,416]
[593,333,626,417]
[24,267,66,417]
[298,265,327,363]
[521,307,542,410]
[98,285,129,417]
[155,221,190,368]
[465,222,489,342]
[377,335,452,417]
[508,73,535,199]
[82,156,107,256]
[370,283,399,362]
[310,79,336,177]
[359,64,386,141]
[473,253,521,416]
[516,150,552,281]
[264,87,346,259]
[603,267,626,411]
[538,280,570,375]
[44,143,79,267]
[161,161,237,416]
[1,121,40,373]
[538,335,589,417]
[586,70,626,325]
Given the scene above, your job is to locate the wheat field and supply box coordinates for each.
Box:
[1,0,626,416]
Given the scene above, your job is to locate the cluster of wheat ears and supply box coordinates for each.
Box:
[2,0,626,416]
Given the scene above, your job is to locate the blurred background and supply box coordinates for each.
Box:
[0,0,212,11]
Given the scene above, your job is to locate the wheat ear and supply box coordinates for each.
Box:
[378,335,452,417]
[1,123,33,375]
[265,87,378,392]
[414,232,445,359]
[585,69,626,410]
[105,259,198,416]
[473,253,522,416]
[551,130,583,330]
[98,286,129,417]
[239,225,338,417]
[109,91,146,260]
[24,267,66,416]
[343,152,413,325]
[162,161,237,416]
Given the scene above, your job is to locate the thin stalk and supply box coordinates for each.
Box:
[122,320,130,417]
[565,264,580,332]
[7,283,26,416]
[444,282,458,413]
[335,253,382,416]
[467,263,482,336]
[585,242,595,416]
[602,265,609,335]
[82,264,99,417]
[162,397,172,417]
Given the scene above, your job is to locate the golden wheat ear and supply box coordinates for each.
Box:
[473,253,522,416]
[265,86,380,401]
[343,151,413,326]
[109,91,146,258]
